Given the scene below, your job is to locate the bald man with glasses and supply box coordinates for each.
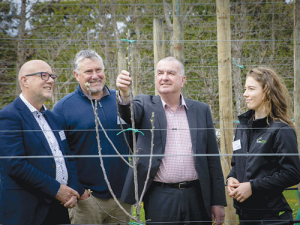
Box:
[0,60,80,225]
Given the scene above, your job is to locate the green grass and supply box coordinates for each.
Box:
[283,187,299,220]
[235,189,299,224]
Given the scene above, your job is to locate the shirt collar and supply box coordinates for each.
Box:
[160,94,188,110]
[19,93,47,113]
[83,85,110,101]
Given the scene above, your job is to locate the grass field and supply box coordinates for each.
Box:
[284,187,299,220]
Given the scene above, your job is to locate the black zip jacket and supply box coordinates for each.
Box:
[228,110,300,217]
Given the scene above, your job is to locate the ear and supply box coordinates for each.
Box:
[74,70,80,82]
[181,76,186,88]
[20,76,28,87]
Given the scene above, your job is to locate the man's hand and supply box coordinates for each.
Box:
[116,70,131,97]
[211,205,225,225]
[63,195,78,208]
[79,189,91,200]
[228,182,252,203]
[55,184,79,205]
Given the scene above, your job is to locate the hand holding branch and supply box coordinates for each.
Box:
[211,205,225,225]
[116,70,131,97]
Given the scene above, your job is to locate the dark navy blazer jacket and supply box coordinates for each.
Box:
[0,97,79,225]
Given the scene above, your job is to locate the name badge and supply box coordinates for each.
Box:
[117,116,127,125]
[59,130,66,141]
[232,139,241,151]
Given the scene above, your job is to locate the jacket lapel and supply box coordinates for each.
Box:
[185,98,197,154]
[152,96,167,153]
[16,97,53,156]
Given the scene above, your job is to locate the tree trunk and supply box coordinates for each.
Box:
[153,18,165,96]
[163,0,174,56]
[173,0,185,95]
[16,0,27,96]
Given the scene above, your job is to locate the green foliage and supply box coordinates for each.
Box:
[0,0,296,121]
[0,1,18,108]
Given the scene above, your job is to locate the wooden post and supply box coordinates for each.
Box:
[293,0,300,196]
[132,45,138,97]
[173,0,185,95]
[153,19,165,96]
[216,0,236,224]
[118,47,127,75]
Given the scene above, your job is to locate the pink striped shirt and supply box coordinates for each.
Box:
[154,96,198,183]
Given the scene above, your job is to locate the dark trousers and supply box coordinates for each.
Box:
[42,199,70,225]
[239,211,293,225]
[144,182,211,225]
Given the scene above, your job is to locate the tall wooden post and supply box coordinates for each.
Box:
[216,0,236,224]
[173,0,185,95]
[153,19,165,96]
[132,45,138,97]
[118,47,127,82]
[293,0,300,196]
[118,47,126,73]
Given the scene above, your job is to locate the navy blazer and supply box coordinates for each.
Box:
[119,95,226,216]
[0,97,79,225]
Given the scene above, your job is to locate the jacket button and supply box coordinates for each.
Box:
[51,164,55,169]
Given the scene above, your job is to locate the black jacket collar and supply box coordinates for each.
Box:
[238,110,272,128]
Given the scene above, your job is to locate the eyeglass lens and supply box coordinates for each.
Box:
[41,72,57,81]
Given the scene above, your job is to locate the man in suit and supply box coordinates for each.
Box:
[0,60,80,225]
[116,57,226,225]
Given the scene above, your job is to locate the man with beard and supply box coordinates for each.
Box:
[53,50,131,224]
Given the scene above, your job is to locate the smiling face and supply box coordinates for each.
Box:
[244,76,267,117]
[20,60,54,109]
[74,58,106,99]
[155,59,186,97]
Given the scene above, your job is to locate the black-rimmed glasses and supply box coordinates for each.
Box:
[25,72,58,82]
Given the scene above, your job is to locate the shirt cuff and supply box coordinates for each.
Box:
[118,91,131,105]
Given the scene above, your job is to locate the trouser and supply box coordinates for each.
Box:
[42,199,70,225]
[144,181,211,225]
[239,211,293,225]
[68,195,131,224]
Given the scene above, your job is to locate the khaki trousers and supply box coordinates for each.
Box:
[69,195,131,224]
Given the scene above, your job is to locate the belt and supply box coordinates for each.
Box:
[152,180,199,189]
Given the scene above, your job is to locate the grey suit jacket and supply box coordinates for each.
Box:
[119,95,226,216]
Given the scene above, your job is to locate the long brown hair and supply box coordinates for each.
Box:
[246,67,295,130]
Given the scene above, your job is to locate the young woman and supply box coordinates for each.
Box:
[227,67,300,225]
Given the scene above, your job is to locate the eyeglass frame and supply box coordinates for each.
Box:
[24,72,58,82]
